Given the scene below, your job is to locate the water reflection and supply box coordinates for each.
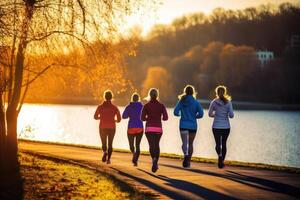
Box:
[18,104,300,168]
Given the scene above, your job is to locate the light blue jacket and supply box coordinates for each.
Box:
[173,95,204,130]
[208,98,234,129]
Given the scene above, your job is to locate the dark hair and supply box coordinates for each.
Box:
[104,90,113,101]
[178,85,197,100]
[131,92,140,102]
[145,88,159,101]
[215,85,231,103]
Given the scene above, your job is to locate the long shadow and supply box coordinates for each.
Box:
[138,168,238,200]
[110,167,188,200]
[161,163,300,198]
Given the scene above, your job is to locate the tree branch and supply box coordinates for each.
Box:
[21,63,55,88]
[76,0,86,35]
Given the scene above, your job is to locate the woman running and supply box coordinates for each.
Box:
[141,88,168,172]
[94,90,121,164]
[122,92,144,166]
[174,85,204,168]
[208,85,234,168]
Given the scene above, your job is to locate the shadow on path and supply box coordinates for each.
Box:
[110,167,186,199]
[161,163,300,199]
[138,169,238,200]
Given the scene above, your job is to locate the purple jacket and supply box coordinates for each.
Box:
[122,102,144,129]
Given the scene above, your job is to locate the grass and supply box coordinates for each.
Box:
[19,139,300,173]
[20,152,153,200]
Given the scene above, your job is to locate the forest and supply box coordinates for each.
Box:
[3,2,299,105]
[126,3,300,104]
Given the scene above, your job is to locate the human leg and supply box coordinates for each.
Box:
[107,129,116,163]
[99,129,108,162]
[187,131,196,167]
[134,132,143,165]
[221,129,230,161]
[213,128,223,168]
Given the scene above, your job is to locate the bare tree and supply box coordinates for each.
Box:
[0,0,156,193]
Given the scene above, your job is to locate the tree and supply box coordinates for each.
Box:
[200,41,224,74]
[0,0,154,194]
[142,66,173,102]
[216,44,258,94]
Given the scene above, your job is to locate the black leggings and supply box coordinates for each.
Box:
[127,132,143,159]
[145,132,162,161]
[212,128,230,160]
[99,128,115,160]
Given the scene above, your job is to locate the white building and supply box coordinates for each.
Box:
[256,51,274,67]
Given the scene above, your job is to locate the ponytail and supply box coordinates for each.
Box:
[215,85,231,103]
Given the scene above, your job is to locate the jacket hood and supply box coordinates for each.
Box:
[102,100,112,105]
[130,102,142,107]
[214,98,226,106]
[181,95,195,106]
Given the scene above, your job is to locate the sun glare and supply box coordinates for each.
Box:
[18,104,64,141]
[121,0,299,36]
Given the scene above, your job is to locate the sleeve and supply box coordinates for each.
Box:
[208,101,215,118]
[115,107,121,123]
[122,105,129,119]
[162,105,168,121]
[196,101,204,119]
[94,106,101,120]
[141,105,147,121]
[228,102,234,118]
[173,101,181,116]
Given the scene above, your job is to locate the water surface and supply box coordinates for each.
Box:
[18,104,300,168]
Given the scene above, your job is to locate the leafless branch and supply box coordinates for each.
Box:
[76,0,86,35]
[21,63,55,88]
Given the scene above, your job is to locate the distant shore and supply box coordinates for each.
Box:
[24,97,300,110]
[19,139,300,173]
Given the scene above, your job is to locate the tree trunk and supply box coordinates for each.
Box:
[0,98,22,198]
[0,1,34,197]
[0,94,6,173]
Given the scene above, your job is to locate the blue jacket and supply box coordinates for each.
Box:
[173,95,204,130]
[122,102,144,129]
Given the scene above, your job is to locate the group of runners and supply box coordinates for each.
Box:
[94,85,234,172]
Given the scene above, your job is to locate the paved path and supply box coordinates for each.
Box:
[19,141,300,200]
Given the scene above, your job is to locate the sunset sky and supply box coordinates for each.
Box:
[125,0,299,35]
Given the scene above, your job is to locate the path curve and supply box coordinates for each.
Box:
[19,141,300,200]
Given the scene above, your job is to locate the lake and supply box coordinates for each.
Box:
[18,104,300,168]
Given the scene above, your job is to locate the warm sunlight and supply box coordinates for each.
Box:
[18,104,63,141]
[1,0,300,199]
[123,0,299,35]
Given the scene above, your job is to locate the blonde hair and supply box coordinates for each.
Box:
[144,88,159,101]
[103,89,113,101]
[131,92,140,102]
[178,84,197,100]
[215,85,232,103]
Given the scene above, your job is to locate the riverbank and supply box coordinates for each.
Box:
[19,152,152,200]
[19,139,300,173]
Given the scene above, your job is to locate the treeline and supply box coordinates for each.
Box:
[126,3,300,104]
[20,3,300,105]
